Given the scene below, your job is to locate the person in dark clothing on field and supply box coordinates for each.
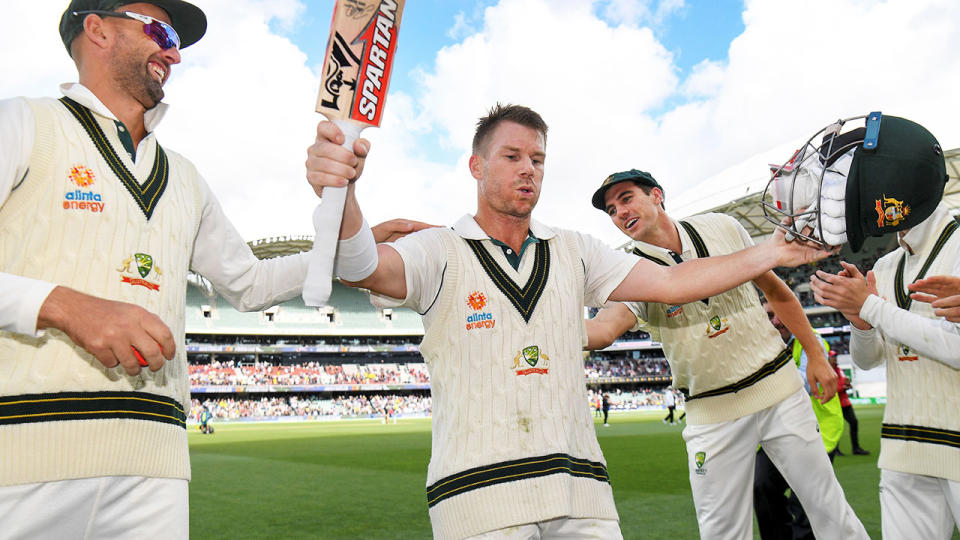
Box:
[602,393,610,426]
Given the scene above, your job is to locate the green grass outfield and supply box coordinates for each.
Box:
[188,405,911,539]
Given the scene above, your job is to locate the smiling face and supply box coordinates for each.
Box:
[107,3,181,109]
[603,181,665,242]
[470,120,546,220]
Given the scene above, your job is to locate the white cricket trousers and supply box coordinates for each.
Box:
[682,387,867,540]
[880,468,960,539]
[463,517,622,539]
[0,476,187,540]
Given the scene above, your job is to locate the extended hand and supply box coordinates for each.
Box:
[37,287,175,375]
[371,219,439,243]
[305,121,370,198]
[909,275,960,323]
[769,223,839,268]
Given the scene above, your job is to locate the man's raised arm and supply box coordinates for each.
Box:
[305,120,408,300]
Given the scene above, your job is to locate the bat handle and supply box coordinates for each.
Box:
[303,120,366,307]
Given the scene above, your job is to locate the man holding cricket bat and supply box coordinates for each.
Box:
[0,2,311,536]
[304,103,837,539]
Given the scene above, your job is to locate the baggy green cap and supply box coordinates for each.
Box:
[59,0,207,56]
[592,169,663,210]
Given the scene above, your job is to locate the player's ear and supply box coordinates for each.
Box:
[469,155,483,181]
[652,187,664,207]
[80,13,111,50]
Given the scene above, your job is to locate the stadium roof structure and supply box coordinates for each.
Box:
[672,147,960,240]
[247,235,313,259]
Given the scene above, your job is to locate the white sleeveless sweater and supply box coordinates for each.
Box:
[0,97,202,485]
[630,214,801,425]
[421,229,617,539]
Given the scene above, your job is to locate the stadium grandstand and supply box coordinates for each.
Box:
[187,149,960,423]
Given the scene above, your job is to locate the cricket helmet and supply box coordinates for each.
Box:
[762,112,947,252]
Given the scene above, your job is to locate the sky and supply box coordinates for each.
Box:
[2,0,958,248]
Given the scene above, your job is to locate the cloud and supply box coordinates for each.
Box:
[0,0,321,241]
[0,3,76,98]
[2,0,957,250]
[598,0,686,27]
[160,0,320,240]
[446,12,472,40]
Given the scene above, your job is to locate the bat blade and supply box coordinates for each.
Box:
[315,0,405,128]
[304,0,406,307]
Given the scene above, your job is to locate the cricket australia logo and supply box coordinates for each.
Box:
[897,344,918,362]
[512,345,550,376]
[64,164,105,213]
[705,315,730,339]
[875,194,911,228]
[117,253,162,291]
[465,291,496,330]
[694,451,707,476]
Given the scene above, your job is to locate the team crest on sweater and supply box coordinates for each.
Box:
[465,291,496,330]
[896,344,918,362]
[705,315,729,339]
[64,164,105,213]
[511,345,549,376]
[117,252,162,291]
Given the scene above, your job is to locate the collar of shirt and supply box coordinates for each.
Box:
[451,214,553,270]
[60,82,167,162]
[897,202,953,257]
[629,219,693,263]
[451,214,558,240]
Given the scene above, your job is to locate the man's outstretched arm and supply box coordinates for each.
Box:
[305,120,408,300]
[610,228,835,305]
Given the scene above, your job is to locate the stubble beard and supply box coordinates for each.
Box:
[111,36,165,109]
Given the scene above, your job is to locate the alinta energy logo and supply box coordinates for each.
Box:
[465,291,496,330]
[64,165,105,213]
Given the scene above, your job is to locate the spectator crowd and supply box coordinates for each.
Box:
[192,394,432,420]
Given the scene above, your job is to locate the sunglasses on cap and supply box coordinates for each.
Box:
[72,10,180,50]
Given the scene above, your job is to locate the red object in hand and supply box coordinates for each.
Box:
[131,346,148,367]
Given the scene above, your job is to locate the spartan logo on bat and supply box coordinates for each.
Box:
[321,32,362,112]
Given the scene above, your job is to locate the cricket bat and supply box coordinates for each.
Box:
[303,0,406,306]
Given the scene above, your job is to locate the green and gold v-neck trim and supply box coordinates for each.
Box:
[632,220,710,305]
[465,238,550,323]
[894,219,959,310]
[59,97,168,220]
